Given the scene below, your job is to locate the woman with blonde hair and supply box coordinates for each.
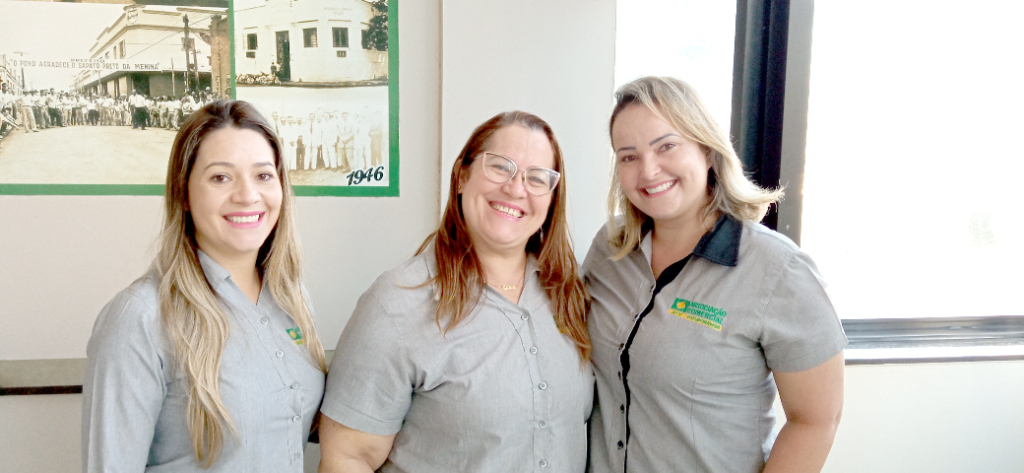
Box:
[83,100,327,472]
[585,76,846,473]
[319,111,592,472]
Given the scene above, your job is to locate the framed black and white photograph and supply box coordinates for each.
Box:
[0,0,397,197]
[232,0,397,197]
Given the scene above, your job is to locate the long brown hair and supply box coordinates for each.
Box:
[158,100,327,466]
[416,111,590,363]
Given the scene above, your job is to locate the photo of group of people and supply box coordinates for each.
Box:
[0,0,230,188]
[0,0,394,195]
[267,107,385,186]
[0,89,218,134]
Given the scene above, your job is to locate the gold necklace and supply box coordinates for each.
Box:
[485,265,526,291]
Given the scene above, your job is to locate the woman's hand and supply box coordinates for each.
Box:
[318,415,397,473]
[764,351,845,473]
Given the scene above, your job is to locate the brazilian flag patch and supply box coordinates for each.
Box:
[286,327,304,345]
[668,298,727,331]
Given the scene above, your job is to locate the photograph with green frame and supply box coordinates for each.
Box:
[0,0,397,197]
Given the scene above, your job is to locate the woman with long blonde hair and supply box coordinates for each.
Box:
[83,100,326,472]
[318,111,592,473]
[585,76,846,473]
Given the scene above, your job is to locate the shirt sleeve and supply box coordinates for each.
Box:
[320,285,414,436]
[760,250,848,373]
[82,286,168,473]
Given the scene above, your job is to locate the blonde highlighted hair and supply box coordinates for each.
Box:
[158,100,326,466]
[417,111,591,363]
[607,76,783,259]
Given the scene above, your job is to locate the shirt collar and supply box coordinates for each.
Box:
[197,250,232,288]
[639,214,742,268]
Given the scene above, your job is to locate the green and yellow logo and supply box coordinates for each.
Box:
[668,298,727,331]
[286,327,305,345]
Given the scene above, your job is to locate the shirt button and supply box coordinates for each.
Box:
[293,452,301,460]
[291,382,300,389]
[521,314,529,320]
[260,316,269,325]
[276,350,285,358]
[292,415,301,423]
[538,420,547,428]
[620,404,625,413]
[529,347,538,355]
[617,440,624,450]
[538,382,548,390]
[539,460,548,468]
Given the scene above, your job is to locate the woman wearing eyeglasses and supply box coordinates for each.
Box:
[318,111,592,473]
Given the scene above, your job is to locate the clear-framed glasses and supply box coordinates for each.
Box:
[475,152,561,196]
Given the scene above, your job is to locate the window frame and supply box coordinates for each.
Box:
[332,27,349,48]
[303,27,318,48]
[736,0,1024,360]
[246,33,258,51]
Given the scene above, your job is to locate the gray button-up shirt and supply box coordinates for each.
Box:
[82,252,325,473]
[321,247,593,473]
[584,216,846,473]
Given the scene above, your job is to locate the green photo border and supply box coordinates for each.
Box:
[0,0,398,197]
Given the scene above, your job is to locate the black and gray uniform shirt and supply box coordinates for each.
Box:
[584,216,847,473]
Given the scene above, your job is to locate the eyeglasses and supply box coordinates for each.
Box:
[475,152,561,196]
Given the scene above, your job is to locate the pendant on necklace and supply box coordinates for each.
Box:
[501,284,517,290]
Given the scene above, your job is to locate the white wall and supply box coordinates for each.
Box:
[441,0,617,248]
[822,361,1024,473]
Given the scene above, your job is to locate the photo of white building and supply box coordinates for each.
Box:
[1,54,23,96]
[234,0,387,84]
[74,4,230,99]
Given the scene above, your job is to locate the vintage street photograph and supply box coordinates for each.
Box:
[0,0,228,191]
[233,0,392,191]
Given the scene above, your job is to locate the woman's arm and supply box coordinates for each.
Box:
[318,415,397,473]
[763,351,845,473]
[82,287,166,473]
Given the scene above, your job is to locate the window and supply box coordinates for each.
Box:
[246,33,258,50]
[119,40,125,59]
[333,27,349,48]
[615,1,1023,345]
[798,2,1024,320]
[614,0,736,127]
[303,28,318,48]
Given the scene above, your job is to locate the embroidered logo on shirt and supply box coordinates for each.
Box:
[668,298,727,331]
[286,327,305,345]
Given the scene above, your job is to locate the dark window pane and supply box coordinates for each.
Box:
[303,28,317,48]
[333,27,349,48]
